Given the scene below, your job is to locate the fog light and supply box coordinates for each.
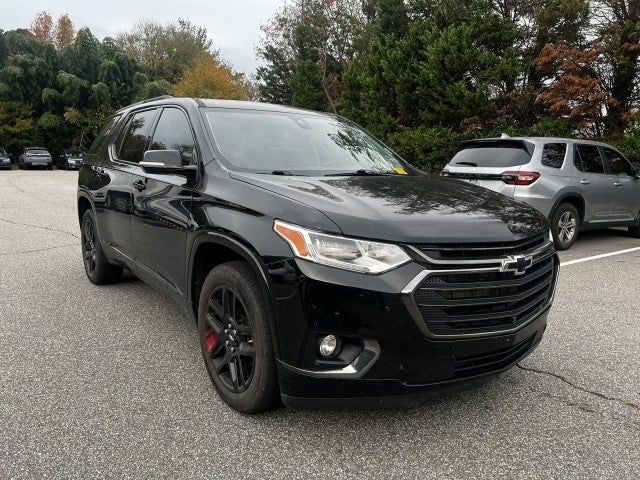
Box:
[318,335,340,358]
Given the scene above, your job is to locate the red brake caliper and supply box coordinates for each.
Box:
[205,329,218,352]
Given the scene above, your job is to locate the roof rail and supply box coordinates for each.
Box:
[128,95,174,107]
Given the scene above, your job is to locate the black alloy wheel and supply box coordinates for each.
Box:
[198,261,279,413]
[204,285,256,393]
[82,217,97,275]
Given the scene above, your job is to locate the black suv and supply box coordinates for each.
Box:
[78,97,558,413]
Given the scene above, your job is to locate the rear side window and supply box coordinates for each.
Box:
[603,148,635,176]
[89,114,121,156]
[452,141,532,168]
[148,108,196,166]
[575,145,604,173]
[117,109,157,163]
[541,143,566,168]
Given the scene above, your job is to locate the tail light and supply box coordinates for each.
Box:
[441,168,450,176]
[501,171,540,186]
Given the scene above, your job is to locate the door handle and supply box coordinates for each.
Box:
[580,180,591,185]
[133,180,146,191]
[613,182,623,187]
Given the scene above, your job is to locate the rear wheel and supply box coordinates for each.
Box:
[198,261,279,414]
[629,225,640,238]
[551,203,580,250]
[80,209,123,284]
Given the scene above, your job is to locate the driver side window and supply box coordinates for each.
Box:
[603,148,635,177]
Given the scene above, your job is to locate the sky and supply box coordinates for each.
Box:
[1,0,285,75]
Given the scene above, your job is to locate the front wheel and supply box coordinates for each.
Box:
[551,203,580,250]
[198,261,279,414]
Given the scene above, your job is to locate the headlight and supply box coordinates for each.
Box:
[274,220,410,274]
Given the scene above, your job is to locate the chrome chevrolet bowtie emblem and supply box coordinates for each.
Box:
[501,255,533,275]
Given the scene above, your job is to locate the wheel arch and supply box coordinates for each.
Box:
[77,192,93,227]
[550,192,585,227]
[187,232,276,338]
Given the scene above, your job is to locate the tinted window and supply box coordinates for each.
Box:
[149,108,196,166]
[575,145,604,173]
[604,148,635,176]
[117,109,157,163]
[203,108,406,174]
[541,143,566,168]
[451,141,532,168]
[89,114,122,156]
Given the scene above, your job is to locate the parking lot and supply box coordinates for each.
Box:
[1,170,639,479]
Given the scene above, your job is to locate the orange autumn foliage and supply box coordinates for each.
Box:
[172,55,249,100]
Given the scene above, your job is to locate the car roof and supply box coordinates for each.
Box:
[116,96,331,117]
[466,136,614,148]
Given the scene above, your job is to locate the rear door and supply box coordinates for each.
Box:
[444,140,533,197]
[574,144,614,224]
[131,106,198,302]
[602,147,640,221]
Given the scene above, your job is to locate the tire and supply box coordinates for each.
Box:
[198,260,279,414]
[629,225,640,238]
[80,209,123,284]
[551,203,580,250]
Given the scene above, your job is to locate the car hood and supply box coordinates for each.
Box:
[230,172,549,243]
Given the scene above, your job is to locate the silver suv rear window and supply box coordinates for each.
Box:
[452,140,532,168]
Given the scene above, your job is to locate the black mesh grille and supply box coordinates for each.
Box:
[414,233,547,262]
[413,254,557,336]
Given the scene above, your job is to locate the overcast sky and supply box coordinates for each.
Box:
[1,0,284,75]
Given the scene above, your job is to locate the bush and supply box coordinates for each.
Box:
[386,126,473,172]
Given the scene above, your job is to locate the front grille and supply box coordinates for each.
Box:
[453,335,537,379]
[412,254,557,336]
[414,233,547,262]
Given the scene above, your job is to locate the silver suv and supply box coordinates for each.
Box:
[443,136,640,249]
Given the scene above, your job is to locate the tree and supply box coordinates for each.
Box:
[536,42,613,136]
[117,19,213,83]
[55,14,76,48]
[172,55,248,100]
[30,11,54,42]
[256,0,366,110]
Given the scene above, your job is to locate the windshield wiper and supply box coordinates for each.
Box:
[324,169,396,177]
[455,161,478,167]
[261,170,305,176]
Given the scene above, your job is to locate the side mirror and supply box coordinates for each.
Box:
[635,170,640,179]
[140,150,196,177]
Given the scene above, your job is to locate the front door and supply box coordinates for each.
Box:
[131,107,198,302]
[574,144,615,225]
[93,109,158,262]
[602,147,640,222]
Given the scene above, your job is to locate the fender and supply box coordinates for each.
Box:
[186,230,281,357]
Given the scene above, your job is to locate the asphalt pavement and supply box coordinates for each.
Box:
[1,170,639,479]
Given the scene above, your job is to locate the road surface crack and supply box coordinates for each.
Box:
[516,364,639,411]
[0,243,78,256]
[0,218,79,239]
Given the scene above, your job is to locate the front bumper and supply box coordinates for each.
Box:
[268,250,557,408]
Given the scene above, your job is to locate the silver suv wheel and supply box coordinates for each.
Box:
[558,211,576,243]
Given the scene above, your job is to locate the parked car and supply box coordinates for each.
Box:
[18,147,53,170]
[57,149,85,170]
[0,148,10,170]
[442,136,640,250]
[78,97,558,413]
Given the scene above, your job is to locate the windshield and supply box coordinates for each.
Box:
[67,150,83,156]
[0,149,7,156]
[452,141,532,168]
[202,108,408,175]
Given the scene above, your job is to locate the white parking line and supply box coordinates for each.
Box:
[560,246,640,267]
